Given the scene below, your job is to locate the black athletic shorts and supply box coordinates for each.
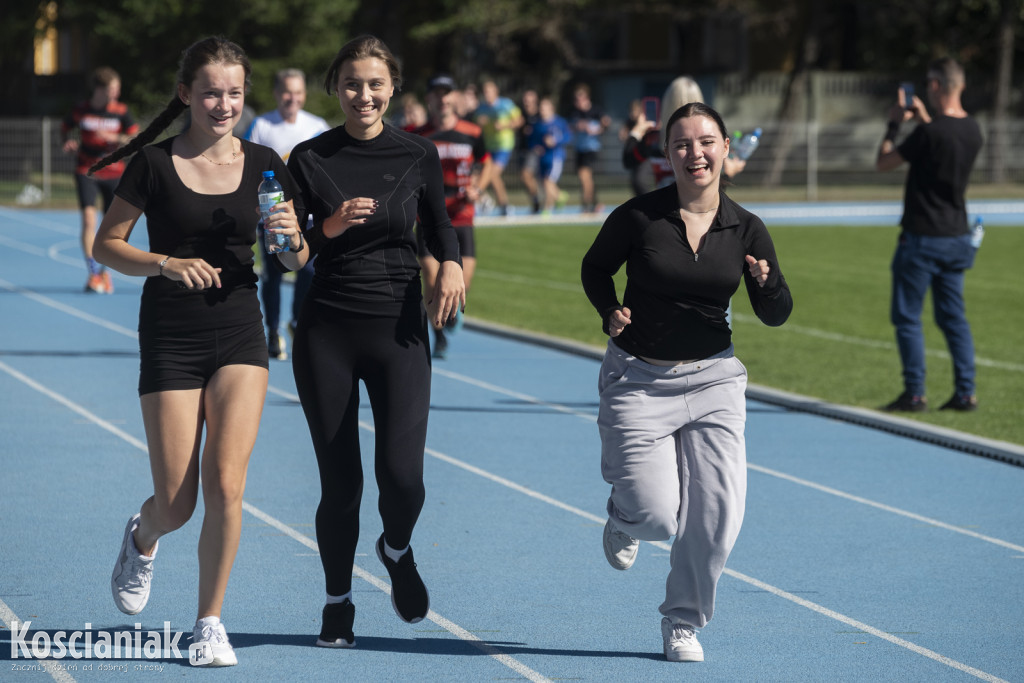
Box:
[74,173,118,211]
[138,319,269,396]
[575,150,599,170]
[416,224,475,259]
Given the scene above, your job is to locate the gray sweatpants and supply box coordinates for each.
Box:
[597,340,747,628]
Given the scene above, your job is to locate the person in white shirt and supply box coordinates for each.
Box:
[246,69,330,360]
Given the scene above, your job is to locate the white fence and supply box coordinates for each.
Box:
[3,116,1022,207]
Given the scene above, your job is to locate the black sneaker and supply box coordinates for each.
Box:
[315,600,355,648]
[375,535,429,623]
[939,394,978,411]
[268,331,287,361]
[884,391,928,412]
[432,330,448,360]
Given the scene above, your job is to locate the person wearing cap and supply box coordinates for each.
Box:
[412,74,492,358]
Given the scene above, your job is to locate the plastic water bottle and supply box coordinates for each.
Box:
[731,127,762,161]
[259,171,288,254]
[970,216,984,249]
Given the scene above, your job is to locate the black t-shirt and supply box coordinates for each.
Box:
[581,185,792,361]
[287,124,459,316]
[116,137,295,333]
[897,115,982,237]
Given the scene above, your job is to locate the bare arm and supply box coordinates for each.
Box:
[94,196,223,290]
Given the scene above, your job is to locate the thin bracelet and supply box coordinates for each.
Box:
[292,231,305,253]
[159,257,169,277]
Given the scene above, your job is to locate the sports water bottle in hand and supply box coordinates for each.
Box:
[259,171,288,254]
[731,127,762,161]
[970,216,984,249]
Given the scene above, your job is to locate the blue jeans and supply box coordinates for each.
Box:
[890,232,976,396]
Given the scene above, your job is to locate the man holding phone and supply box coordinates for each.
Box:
[876,58,983,413]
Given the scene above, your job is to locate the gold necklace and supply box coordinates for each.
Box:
[186,136,241,166]
[199,144,241,166]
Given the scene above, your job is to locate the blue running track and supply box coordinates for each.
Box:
[1,207,1022,682]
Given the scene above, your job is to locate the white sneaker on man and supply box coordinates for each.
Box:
[192,620,237,667]
[602,518,639,570]
[110,514,156,615]
[661,616,704,662]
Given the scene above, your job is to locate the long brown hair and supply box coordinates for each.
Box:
[88,36,251,175]
[323,34,403,95]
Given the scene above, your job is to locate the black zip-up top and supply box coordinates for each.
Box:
[581,185,792,361]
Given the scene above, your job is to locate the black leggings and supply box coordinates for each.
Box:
[292,297,432,597]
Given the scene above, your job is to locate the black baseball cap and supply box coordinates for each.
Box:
[427,74,457,92]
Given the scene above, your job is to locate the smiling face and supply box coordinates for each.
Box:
[180,63,246,139]
[665,113,729,192]
[276,75,307,122]
[335,57,394,139]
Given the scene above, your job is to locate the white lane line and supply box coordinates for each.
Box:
[747,463,1024,554]
[0,277,140,339]
[0,597,77,683]
[242,502,550,683]
[0,206,79,236]
[267,390,1009,682]
[3,272,1014,680]
[0,360,147,452]
[431,368,597,421]
[0,368,548,683]
[433,367,1023,555]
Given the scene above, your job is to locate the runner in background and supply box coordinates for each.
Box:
[414,74,492,359]
[62,67,139,294]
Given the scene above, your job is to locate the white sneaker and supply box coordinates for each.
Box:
[603,518,639,570]
[191,621,237,667]
[661,617,704,662]
[110,514,156,615]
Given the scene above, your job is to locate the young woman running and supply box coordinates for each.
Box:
[273,34,464,648]
[91,36,300,667]
[582,102,792,662]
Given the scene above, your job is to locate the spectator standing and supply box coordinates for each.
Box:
[875,58,983,412]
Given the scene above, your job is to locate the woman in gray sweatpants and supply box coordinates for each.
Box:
[581,102,792,662]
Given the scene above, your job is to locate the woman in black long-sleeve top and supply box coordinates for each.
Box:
[273,35,464,649]
[582,102,791,664]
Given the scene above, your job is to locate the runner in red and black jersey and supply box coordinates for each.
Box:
[413,74,493,358]
[62,67,139,293]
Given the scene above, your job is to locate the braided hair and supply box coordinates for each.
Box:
[88,36,251,175]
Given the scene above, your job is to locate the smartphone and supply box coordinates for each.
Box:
[641,97,659,124]
[900,82,915,110]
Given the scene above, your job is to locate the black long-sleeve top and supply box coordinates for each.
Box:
[581,185,792,361]
[287,124,460,316]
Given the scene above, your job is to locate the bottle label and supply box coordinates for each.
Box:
[258,191,284,215]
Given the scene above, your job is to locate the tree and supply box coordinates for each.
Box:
[0,2,55,115]
[53,0,360,121]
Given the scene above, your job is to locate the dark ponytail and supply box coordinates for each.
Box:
[88,36,251,176]
[88,97,186,175]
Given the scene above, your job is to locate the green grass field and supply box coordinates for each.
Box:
[469,221,1024,447]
